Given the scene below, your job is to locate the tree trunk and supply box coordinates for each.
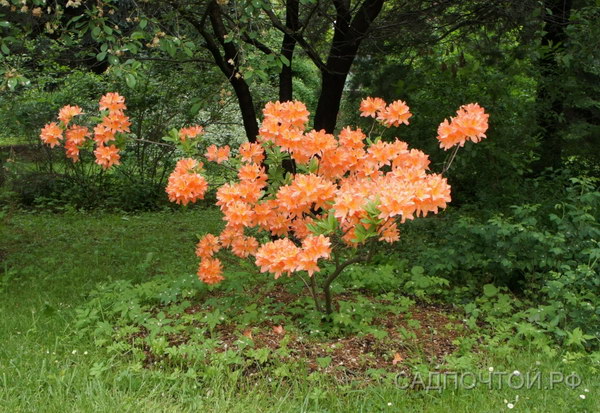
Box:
[230,76,260,142]
[279,0,299,102]
[313,0,385,133]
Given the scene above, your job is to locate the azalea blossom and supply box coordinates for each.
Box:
[94,144,121,169]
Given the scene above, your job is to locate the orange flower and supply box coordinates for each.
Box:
[219,227,243,248]
[101,111,131,133]
[239,142,265,164]
[437,103,489,150]
[377,189,416,221]
[255,239,300,278]
[259,101,309,152]
[238,163,267,184]
[263,100,309,128]
[303,129,336,157]
[338,127,365,149]
[58,105,82,126]
[205,144,230,163]
[93,124,115,145]
[99,92,126,113]
[231,236,259,258]
[65,139,80,162]
[40,122,63,147]
[266,212,292,237]
[173,157,203,174]
[253,201,276,228]
[216,183,242,209]
[179,125,204,142]
[333,192,365,221]
[165,159,208,205]
[276,173,336,217]
[94,144,121,169]
[196,234,221,258]
[290,216,314,240]
[223,200,254,228]
[65,125,89,146]
[301,235,331,259]
[367,141,396,166]
[359,97,386,118]
[377,100,412,127]
[378,222,400,243]
[197,258,224,284]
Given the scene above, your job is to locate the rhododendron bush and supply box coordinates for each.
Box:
[41,93,489,315]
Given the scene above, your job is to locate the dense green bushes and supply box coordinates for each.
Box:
[393,172,600,349]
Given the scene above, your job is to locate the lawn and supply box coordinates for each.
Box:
[0,210,597,412]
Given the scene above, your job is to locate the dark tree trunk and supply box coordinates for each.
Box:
[314,58,355,133]
[205,1,260,143]
[230,76,260,142]
[279,0,299,102]
[534,0,573,172]
[313,0,385,133]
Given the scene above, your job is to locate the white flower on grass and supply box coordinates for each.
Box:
[579,394,586,400]
[488,367,494,372]
[387,402,392,406]
[71,350,77,354]
[512,370,520,376]
[507,403,514,409]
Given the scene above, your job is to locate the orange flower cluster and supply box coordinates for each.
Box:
[205,144,230,164]
[179,125,204,142]
[255,235,331,278]
[40,122,64,148]
[94,144,120,169]
[39,93,130,168]
[58,105,83,126]
[360,97,412,127]
[165,158,208,205]
[436,103,489,150]
[168,97,489,286]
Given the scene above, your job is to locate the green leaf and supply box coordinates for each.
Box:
[410,266,424,276]
[190,102,203,116]
[125,74,137,89]
[0,43,9,55]
[279,54,290,66]
[483,284,498,297]
[91,26,101,38]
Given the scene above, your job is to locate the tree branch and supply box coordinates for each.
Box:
[262,2,331,73]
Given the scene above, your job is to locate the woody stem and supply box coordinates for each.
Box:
[322,254,367,315]
[441,145,460,174]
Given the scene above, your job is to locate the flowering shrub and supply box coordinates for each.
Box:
[41,95,488,314]
[39,93,133,168]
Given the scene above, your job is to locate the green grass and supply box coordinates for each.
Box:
[1,210,598,412]
[0,136,29,147]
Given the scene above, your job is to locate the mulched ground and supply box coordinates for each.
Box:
[136,284,470,380]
